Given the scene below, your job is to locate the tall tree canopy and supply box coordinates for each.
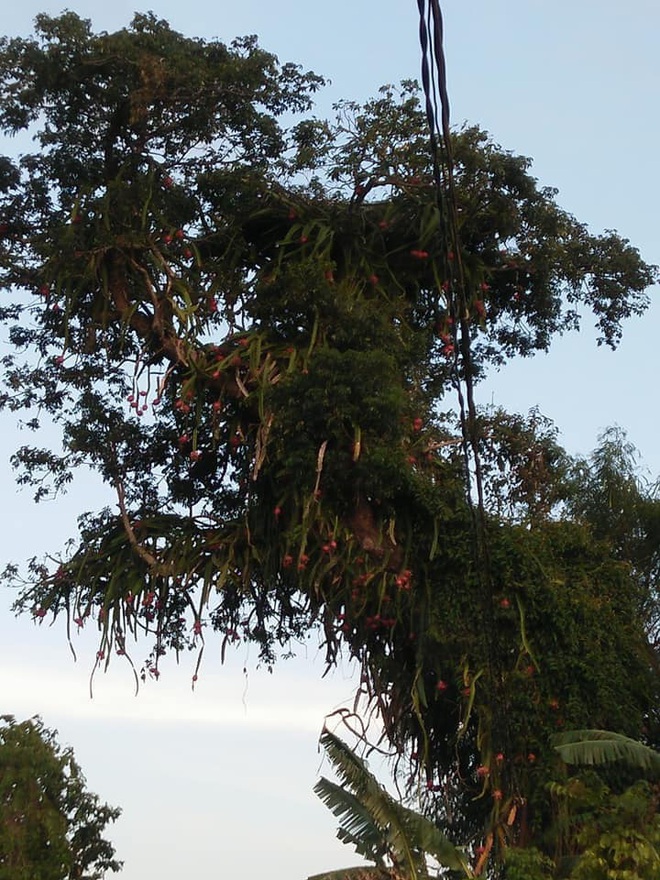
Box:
[0,12,658,874]
[0,715,121,880]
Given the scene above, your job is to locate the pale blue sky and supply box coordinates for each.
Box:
[1,2,659,878]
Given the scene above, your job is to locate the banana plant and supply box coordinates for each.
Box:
[553,729,660,775]
[310,729,473,880]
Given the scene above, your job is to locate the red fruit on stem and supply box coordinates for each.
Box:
[436,679,448,692]
[412,417,423,431]
[189,450,202,461]
[175,229,184,240]
[273,506,282,518]
[368,274,379,285]
[499,597,510,609]
[163,175,173,188]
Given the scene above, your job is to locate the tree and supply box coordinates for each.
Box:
[540,774,660,880]
[566,426,660,648]
[0,12,658,876]
[533,731,660,878]
[0,715,122,880]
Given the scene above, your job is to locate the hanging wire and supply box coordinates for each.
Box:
[416,0,482,516]
[415,0,521,817]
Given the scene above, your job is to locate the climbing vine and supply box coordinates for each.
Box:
[0,12,658,874]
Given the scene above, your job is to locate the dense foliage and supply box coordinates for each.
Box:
[1,13,658,876]
[0,715,121,880]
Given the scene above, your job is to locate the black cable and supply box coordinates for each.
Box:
[415,0,521,824]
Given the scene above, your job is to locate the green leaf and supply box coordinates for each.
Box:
[316,730,472,878]
[553,729,660,775]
